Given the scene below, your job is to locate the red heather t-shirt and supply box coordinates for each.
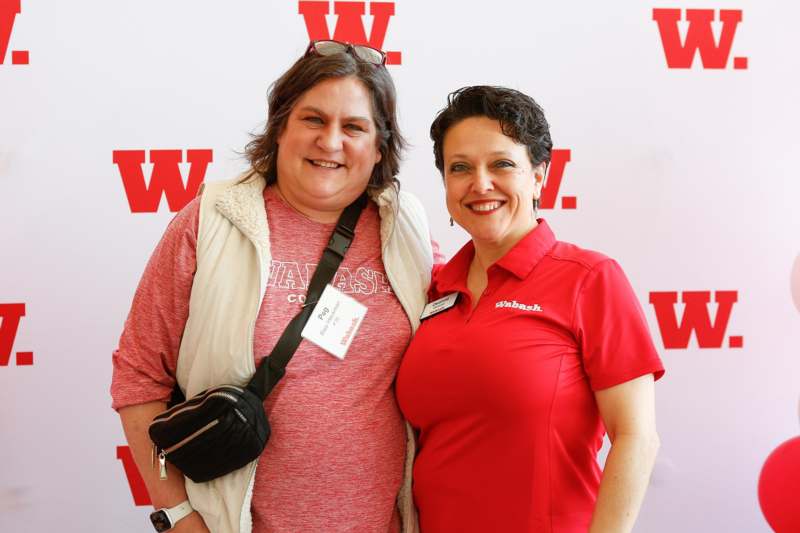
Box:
[396,220,664,533]
[112,186,411,532]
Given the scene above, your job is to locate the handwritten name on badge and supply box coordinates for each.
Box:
[301,285,367,359]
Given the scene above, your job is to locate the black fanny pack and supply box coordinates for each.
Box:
[148,193,366,483]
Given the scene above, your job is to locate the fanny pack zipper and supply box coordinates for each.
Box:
[151,387,242,425]
[154,418,220,480]
[165,418,220,454]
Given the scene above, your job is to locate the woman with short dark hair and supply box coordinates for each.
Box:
[397,85,664,533]
[112,42,434,533]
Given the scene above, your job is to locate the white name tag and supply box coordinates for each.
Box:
[301,285,367,360]
[420,293,459,321]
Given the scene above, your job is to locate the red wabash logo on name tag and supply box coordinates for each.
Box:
[299,1,402,65]
[649,290,743,349]
[0,0,29,65]
[653,8,748,69]
[0,303,33,366]
[113,149,213,213]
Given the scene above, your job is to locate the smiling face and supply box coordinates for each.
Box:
[276,76,382,222]
[444,116,544,254]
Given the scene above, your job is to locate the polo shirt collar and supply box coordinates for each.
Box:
[495,219,556,279]
[434,219,557,294]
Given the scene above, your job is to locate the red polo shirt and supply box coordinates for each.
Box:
[396,220,664,533]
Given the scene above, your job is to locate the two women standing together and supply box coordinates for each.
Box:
[112,41,664,533]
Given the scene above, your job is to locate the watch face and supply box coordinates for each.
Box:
[149,510,172,532]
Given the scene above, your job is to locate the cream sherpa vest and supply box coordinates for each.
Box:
[175,173,430,533]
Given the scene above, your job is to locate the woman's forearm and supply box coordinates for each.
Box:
[119,402,192,507]
[119,402,211,532]
[589,432,660,533]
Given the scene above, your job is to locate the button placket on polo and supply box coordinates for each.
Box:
[464,268,502,324]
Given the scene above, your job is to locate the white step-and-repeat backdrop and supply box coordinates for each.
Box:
[2,1,799,531]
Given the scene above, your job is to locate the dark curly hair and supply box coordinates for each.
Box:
[430,85,553,175]
[245,50,406,192]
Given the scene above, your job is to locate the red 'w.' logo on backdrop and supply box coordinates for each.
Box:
[0,303,33,366]
[299,1,401,65]
[0,0,29,65]
[540,149,576,210]
[652,8,748,69]
[116,446,151,506]
[113,149,212,213]
[649,291,743,349]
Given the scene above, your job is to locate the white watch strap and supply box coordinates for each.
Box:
[164,500,193,527]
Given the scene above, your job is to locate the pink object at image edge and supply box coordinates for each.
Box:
[790,254,800,314]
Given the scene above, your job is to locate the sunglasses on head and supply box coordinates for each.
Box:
[306,40,387,66]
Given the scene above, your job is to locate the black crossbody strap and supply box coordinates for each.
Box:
[246,193,368,399]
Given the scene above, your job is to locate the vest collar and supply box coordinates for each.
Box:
[369,185,400,248]
[214,173,270,252]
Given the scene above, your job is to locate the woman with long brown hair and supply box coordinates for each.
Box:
[112,42,433,533]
